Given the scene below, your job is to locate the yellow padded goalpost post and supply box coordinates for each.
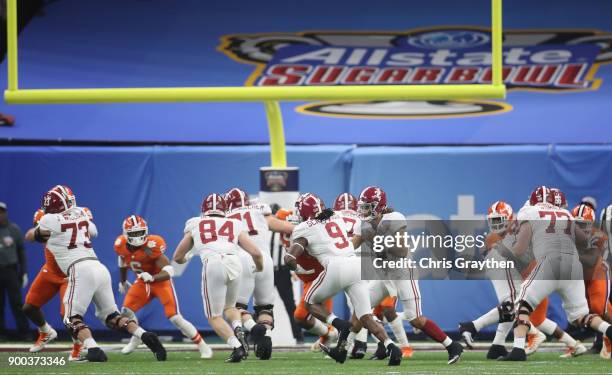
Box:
[4,0,504,168]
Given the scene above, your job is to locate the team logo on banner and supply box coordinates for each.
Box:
[218,27,611,119]
[263,170,289,192]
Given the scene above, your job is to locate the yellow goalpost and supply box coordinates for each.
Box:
[3,0,505,168]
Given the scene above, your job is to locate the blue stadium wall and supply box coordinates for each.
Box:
[2,144,611,332]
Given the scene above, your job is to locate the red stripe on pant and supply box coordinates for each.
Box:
[202,259,212,317]
[305,269,327,304]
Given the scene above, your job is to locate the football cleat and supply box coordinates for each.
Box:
[486,344,508,360]
[525,330,546,355]
[560,341,587,358]
[121,336,141,354]
[601,337,611,359]
[369,342,388,360]
[350,340,367,359]
[68,342,83,362]
[255,335,272,360]
[401,345,414,358]
[85,347,108,362]
[499,347,527,361]
[30,327,58,353]
[225,346,247,363]
[234,326,249,357]
[319,343,347,364]
[446,341,463,364]
[141,332,167,361]
[198,340,213,359]
[387,343,402,366]
[458,322,476,349]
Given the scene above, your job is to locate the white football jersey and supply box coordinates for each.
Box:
[291,215,356,266]
[226,203,271,258]
[517,203,577,260]
[39,207,98,274]
[184,216,245,260]
[335,209,361,238]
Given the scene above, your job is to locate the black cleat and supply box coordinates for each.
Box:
[350,340,367,359]
[320,343,348,364]
[499,347,527,361]
[255,335,272,360]
[141,332,167,361]
[234,326,249,357]
[590,333,603,354]
[225,346,247,363]
[446,341,464,364]
[332,319,352,349]
[85,347,107,362]
[369,342,388,360]
[386,343,402,366]
[458,321,477,349]
[250,323,266,345]
[486,344,508,360]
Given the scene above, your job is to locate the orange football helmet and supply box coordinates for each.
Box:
[487,201,514,234]
[571,204,595,233]
[123,215,148,247]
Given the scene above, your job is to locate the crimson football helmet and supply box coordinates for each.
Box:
[571,204,595,233]
[550,188,567,209]
[225,188,249,210]
[123,215,148,247]
[358,186,387,221]
[41,190,69,214]
[51,185,76,208]
[487,201,514,234]
[529,185,554,206]
[295,193,325,222]
[333,192,357,212]
[201,193,227,217]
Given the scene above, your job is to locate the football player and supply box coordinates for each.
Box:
[26,188,166,362]
[284,193,402,366]
[23,185,83,360]
[571,204,611,359]
[115,215,212,358]
[224,187,294,360]
[353,186,463,365]
[173,193,264,363]
[503,186,612,361]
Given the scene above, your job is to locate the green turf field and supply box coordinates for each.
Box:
[0,350,610,375]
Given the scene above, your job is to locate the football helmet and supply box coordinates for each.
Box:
[41,190,70,214]
[295,193,325,222]
[529,185,554,206]
[51,185,76,208]
[600,204,612,236]
[333,193,357,212]
[123,215,148,247]
[487,201,514,234]
[225,188,249,211]
[201,193,227,217]
[358,186,387,221]
[571,204,595,233]
[550,188,567,209]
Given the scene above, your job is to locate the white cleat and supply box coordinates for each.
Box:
[559,341,587,358]
[30,328,58,353]
[198,340,213,359]
[68,342,84,362]
[121,336,142,354]
[525,330,546,355]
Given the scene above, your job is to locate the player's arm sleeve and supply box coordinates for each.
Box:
[184,218,198,234]
[88,221,98,238]
[38,214,57,232]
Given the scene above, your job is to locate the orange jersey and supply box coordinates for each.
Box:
[296,252,324,283]
[114,234,167,275]
[43,248,65,276]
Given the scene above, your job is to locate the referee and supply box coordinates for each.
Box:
[0,202,30,340]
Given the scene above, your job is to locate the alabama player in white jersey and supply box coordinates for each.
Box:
[284,193,402,366]
[224,187,294,360]
[353,186,464,364]
[503,186,612,361]
[173,193,264,363]
[28,188,166,362]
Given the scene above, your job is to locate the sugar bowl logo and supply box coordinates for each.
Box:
[218,27,611,119]
[264,170,288,192]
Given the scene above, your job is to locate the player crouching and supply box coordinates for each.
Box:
[115,215,212,358]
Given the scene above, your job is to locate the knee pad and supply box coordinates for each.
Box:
[236,302,251,317]
[105,311,136,331]
[497,301,516,323]
[66,315,89,340]
[254,304,274,319]
[120,307,137,321]
[516,300,534,317]
[577,314,599,328]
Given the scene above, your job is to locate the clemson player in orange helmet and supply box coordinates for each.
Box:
[572,204,612,359]
[275,208,338,354]
[115,215,212,358]
[23,185,86,361]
